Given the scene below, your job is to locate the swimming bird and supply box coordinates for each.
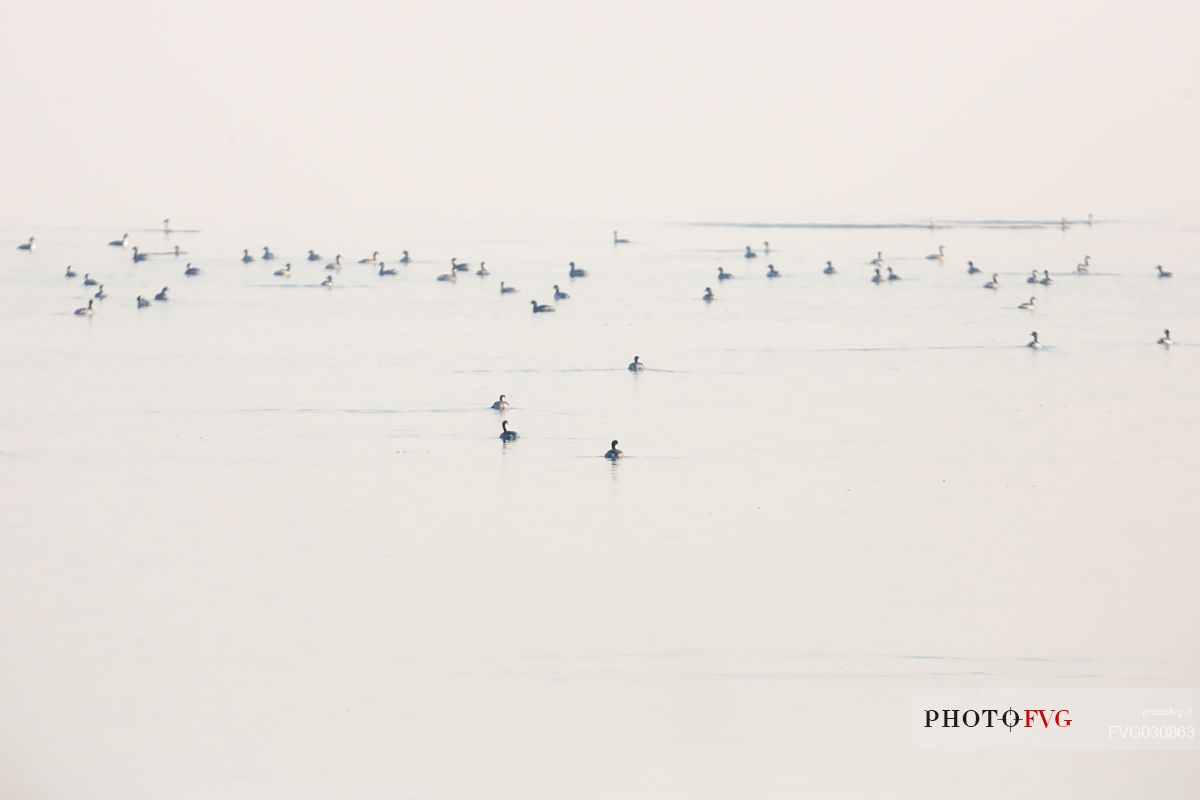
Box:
[359,251,381,265]
[325,255,343,272]
[613,230,630,244]
[399,250,411,264]
[718,266,733,280]
[184,263,202,276]
[64,265,76,278]
[1026,270,1039,284]
[983,272,1000,290]
[1157,265,1173,278]
[93,284,107,300]
[703,286,714,302]
[307,249,321,261]
[871,267,884,284]
[132,247,148,262]
[477,262,490,277]
[108,233,129,248]
[605,439,623,460]
[136,295,150,308]
[744,245,757,259]
[83,273,98,286]
[967,260,981,274]
[1018,296,1037,310]
[887,267,901,281]
[491,394,509,411]
[553,284,570,300]
[1158,328,1174,347]
[262,246,276,261]
[569,261,588,278]
[436,266,457,282]
[1039,270,1054,285]
[628,355,645,371]
[274,263,292,277]
[1076,255,1091,273]
[926,245,945,261]
[1027,331,1042,349]
[321,275,333,287]
[162,218,171,233]
[531,299,555,313]
[16,236,35,251]
[74,299,94,316]
[823,261,836,274]
[500,281,517,294]
[451,258,469,271]
[241,249,254,263]
[869,251,883,266]
[763,241,771,254]
[172,245,182,257]
[378,262,396,276]
[766,264,780,278]
[154,286,169,301]
[499,420,518,441]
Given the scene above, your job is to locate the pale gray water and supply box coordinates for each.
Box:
[1,218,1197,797]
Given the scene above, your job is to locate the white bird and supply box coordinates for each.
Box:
[983,272,1000,290]
[1157,265,1173,278]
[553,284,569,300]
[16,236,35,251]
[499,420,518,441]
[500,281,517,294]
[628,355,645,372]
[184,263,202,276]
[1027,331,1042,349]
[718,266,733,280]
[823,261,836,275]
[926,245,945,261]
[569,261,588,278]
[605,439,623,460]
[1018,296,1037,310]
[241,249,254,263]
[274,263,292,277]
[490,394,509,411]
[136,295,151,308]
[703,286,715,302]
[1157,328,1174,347]
[154,286,169,301]
[73,299,94,316]
[613,230,630,244]
[531,299,555,313]
[766,264,780,278]
[108,233,129,248]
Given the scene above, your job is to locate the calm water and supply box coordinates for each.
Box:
[1,218,1197,797]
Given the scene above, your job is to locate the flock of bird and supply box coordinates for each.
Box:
[19,218,1183,457]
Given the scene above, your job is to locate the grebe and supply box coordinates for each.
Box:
[569,261,588,278]
[74,299,94,316]
[869,251,883,266]
[93,284,107,300]
[477,262,490,277]
[613,230,630,244]
[1027,331,1042,349]
[436,266,457,282]
[154,286,169,301]
[983,272,1000,290]
[64,265,76,278]
[132,247,148,262]
[82,273,98,286]
[274,263,292,277]
[628,355,644,372]
[136,295,150,308]
[1018,296,1037,310]
[378,262,397,276]
[823,261,836,274]
[718,266,733,280]
[925,245,945,261]
[307,249,321,261]
[451,257,469,271]
[108,233,129,248]
[399,250,411,264]
[184,263,201,276]
[766,264,780,278]
[703,286,714,302]
[553,284,569,300]
[1026,270,1039,284]
[1158,329,1174,347]
[1157,265,1173,278]
[744,245,757,259]
[325,255,343,272]
[871,267,884,283]
[967,260,980,274]
[499,420,518,441]
[491,394,509,411]
[321,275,333,287]
[16,236,35,251]
[262,246,275,261]
[605,440,623,460]
[531,300,555,313]
[887,267,900,281]
[359,251,381,265]
[241,249,254,263]
[1076,255,1091,273]
[762,241,770,254]
[500,281,517,294]
[1039,270,1053,285]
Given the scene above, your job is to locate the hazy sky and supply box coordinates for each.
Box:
[3,0,1198,227]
